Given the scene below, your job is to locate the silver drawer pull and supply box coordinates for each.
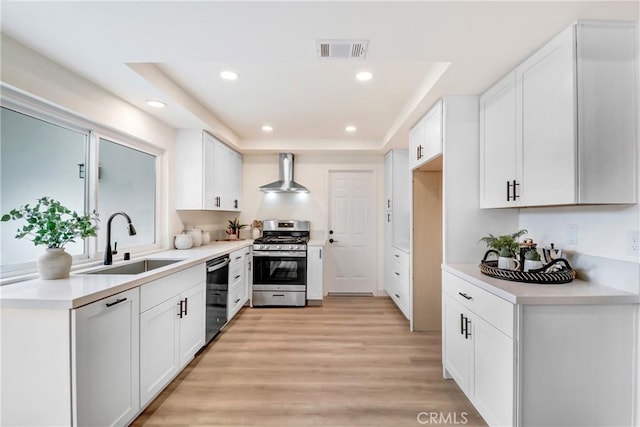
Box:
[458,292,473,300]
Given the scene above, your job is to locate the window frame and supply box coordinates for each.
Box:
[0,85,164,280]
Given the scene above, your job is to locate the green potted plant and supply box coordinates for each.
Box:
[226,217,247,240]
[1,197,99,279]
[479,229,528,270]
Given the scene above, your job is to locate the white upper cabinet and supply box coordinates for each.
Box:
[176,130,243,211]
[409,100,443,170]
[480,21,638,208]
[479,73,518,208]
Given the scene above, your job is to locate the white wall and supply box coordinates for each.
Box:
[240,152,386,293]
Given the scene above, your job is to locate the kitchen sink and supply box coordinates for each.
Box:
[84,259,183,275]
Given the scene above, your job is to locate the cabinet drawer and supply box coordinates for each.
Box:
[442,271,514,338]
[229,248,244,265]
[141,264,205,312]
[387,267,409,319]
[229,263,243,289]
[390,260,409,289]
[228,283,244,320]
[389,247,409,268]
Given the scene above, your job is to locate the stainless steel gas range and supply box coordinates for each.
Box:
[252,220,309,307]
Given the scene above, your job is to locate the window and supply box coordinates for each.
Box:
[0,96,161,276]
[0,107,89,267]
[97,138,156,251]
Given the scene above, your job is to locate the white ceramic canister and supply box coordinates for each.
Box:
[174,234,194,250]
[186,229,203,247]
[201,231,211,245]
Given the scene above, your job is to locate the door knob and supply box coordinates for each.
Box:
[329,238,338,243]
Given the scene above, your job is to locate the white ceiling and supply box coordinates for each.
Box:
[1,1,638,152]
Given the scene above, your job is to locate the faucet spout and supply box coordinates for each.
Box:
[104,212,137,265]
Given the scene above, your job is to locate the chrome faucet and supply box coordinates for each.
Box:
[104,212,137,265]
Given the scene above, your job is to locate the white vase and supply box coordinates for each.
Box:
[37,248,72,280]
[186,229,202,247]
[174,234,193,250]
[252,228,261,239]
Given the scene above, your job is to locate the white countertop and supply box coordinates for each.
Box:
[0,240,252,310]
[308,239,326,246]
[443,263,639,305]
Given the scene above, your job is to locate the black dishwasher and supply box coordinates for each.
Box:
[205,256,230,343]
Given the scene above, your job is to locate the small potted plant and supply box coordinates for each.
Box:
[1,197,99,279]
[226,218,247,240]
[523,249,543,272]
[479,229,528,270]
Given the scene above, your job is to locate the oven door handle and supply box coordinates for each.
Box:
[207,258,230,272]
[253,251,307,258]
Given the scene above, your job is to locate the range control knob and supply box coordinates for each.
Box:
[276,245,281,250]
[288,245,294,250]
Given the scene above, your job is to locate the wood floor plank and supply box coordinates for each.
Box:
[132,296,486,427]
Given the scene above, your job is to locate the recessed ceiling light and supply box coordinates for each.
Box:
[220,70,239,81]
[355,71,373,82]
[261,125,273,132]
[146,100,166,108]
[345,125,357,132]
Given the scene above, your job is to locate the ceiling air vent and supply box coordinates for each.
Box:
[316,39,368,59]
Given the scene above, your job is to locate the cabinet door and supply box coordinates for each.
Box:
[228,150,243,211]
[472,314,515,427]
[384,151,393,211]
[384,210,392,249]
[306,246,324,300]
[140,296,180,406]
[178,282,205,368]
[421,100,443,164]
[390,150,410,247]
[516,26,577,206]
[243,248,252,305]
[73,288,140,427]
[408,119,425,170]
[203,134,218,210]
[479,72,517,208]
[442,294,471,395]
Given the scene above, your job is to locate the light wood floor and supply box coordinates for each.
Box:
[132,296,486,427]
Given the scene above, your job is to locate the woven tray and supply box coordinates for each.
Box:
[479,250,576,284]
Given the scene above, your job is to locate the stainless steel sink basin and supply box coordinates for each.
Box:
[84,259,183,275]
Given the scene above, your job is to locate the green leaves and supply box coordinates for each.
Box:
[479,229,528,258]
[227,217,247,232]
[1,196,99,248]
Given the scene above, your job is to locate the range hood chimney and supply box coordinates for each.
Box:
[259,153,309,193]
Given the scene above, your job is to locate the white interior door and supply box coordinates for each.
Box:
[326,170,377,295]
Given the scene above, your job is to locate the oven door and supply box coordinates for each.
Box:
[253,251,307,286]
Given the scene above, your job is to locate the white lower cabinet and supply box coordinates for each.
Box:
[385,247,410,319]
[139,264,205,407]
[73,287,140,427]
[228,248,249,320]
[243,247,253,305]
[307,245,324,302]
[442,291,514,427]
[442,269,636,427]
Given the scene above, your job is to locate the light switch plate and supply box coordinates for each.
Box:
[567,224,578,245]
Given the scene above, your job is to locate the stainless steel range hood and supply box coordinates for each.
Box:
[259,153,309,193]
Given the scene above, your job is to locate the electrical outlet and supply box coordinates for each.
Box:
[628,231,639,257]
[567,224,578,245]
